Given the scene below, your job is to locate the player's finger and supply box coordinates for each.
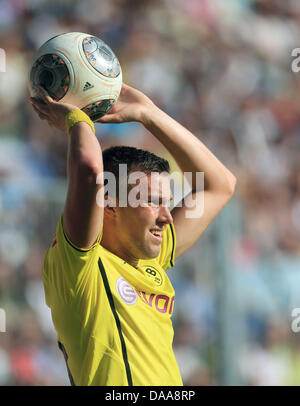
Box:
[96,114,120,123]
[121,83,130,91]
[96,113,113,123]
[37,111,48,121]
[95,106,118,122]
[35,85,53,104]
[31,103,49,120]
[30,97,49,114]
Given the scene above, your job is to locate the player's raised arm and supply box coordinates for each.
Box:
[141,103,236,260]
[98,83,236,260]
[30,86,104,249]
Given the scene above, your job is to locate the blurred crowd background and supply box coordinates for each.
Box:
[1,0,300,385]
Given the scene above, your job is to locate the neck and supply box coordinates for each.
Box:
[100,234,139,269]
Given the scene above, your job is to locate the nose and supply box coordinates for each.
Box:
[158,205,173,224]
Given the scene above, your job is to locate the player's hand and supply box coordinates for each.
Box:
[29,85,79,132]
[96,83,155,124]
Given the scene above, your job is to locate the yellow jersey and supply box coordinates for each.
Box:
[42,216,183,386]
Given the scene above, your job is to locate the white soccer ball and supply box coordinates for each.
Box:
[29,32,122,121]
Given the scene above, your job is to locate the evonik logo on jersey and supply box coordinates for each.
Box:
[116,277,137,305]
[135,289,175,315]
[115,277,174,314]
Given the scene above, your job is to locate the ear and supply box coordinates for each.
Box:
[104,205,116,218]
[103,195,118,218]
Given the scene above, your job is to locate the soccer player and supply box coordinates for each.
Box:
[30,83,236,386]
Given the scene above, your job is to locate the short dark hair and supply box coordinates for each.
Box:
[103,145,170,175]
[102,146,170,199]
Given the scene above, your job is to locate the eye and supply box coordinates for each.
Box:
[149,198,160,207]
[139,200,158,208]
[148,198,172,208]
[143,196,171,208]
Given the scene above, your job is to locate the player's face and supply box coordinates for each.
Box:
[117,172,173,260]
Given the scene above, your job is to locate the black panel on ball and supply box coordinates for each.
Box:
[82,99,115,121]
[30,54,70,101]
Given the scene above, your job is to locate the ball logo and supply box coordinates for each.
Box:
[116,277,137,305]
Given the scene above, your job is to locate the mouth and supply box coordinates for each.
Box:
[149,229,163,244]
